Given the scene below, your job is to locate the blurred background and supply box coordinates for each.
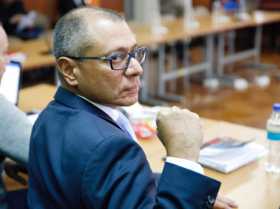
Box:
[1,0,280,129]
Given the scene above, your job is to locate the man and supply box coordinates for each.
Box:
[0,25,32,208]
[0,25,31,167]
[0,26,8,76]
[28,7,237,209]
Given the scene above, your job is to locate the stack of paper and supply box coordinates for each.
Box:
[199,137,267,173]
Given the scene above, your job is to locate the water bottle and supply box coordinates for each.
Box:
[212,0,230,24]
[266,103,280,173]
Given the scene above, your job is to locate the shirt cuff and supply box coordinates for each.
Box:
[166,156,204,175]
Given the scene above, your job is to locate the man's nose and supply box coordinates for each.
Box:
[124,58,144,76]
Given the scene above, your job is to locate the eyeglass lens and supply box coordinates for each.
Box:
[111,48,147,71]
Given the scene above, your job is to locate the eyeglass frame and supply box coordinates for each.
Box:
[62,46,148,72]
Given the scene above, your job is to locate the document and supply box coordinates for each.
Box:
[199,137,267,173]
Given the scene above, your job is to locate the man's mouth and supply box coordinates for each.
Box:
[124,86,139,95]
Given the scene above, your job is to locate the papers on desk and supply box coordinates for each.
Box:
[199,137,267,173]
[123,104,267,173]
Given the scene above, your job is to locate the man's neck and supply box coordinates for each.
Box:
[61,84,116,108]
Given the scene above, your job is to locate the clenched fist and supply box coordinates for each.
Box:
[156,106,203,162]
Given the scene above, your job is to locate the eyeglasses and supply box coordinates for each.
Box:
[65,47,148,72]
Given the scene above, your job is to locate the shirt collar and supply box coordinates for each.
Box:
[77,94,138,142]
[77,95,120,122]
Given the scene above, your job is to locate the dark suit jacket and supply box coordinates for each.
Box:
[28,87,220,209]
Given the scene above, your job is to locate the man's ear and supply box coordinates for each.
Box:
[57,57,79,87]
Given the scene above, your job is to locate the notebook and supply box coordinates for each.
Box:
[199,137,267,173]
[0,61,21,105]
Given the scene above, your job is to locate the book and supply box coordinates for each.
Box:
[199,137,267,173]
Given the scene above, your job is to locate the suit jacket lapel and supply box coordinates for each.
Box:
[54,87,119,128]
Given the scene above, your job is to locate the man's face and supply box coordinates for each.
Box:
[72,19,143,106]
[0,27,8,81]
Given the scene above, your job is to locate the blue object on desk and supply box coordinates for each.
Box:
[16,27,43,40]
[224,0,239,12]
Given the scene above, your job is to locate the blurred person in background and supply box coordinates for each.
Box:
[0,24,31,174]
[0,0,26,35]
[0,24,32,208]
[0,0,48,39]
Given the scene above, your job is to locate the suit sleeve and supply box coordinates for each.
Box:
[81,135,220,209]
[0,95,32,164]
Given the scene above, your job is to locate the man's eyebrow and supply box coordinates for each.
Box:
[105,44,138,55]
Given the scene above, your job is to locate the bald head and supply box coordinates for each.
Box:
[0,26,8,79]
[0,26,8,55]
[53,7,125,59]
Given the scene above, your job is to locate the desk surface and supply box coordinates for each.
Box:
[19,84,280,209]
[8,36,55,71]
[141,120,280,209]
[9,11,280,71]
[131,10,280,45]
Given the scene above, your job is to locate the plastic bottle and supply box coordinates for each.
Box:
[212,0,230,24]
[266,103,280,173]
[212,0,223,24]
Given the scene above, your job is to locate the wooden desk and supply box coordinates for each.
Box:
[19,84,280,209]
[131,11,280,101]
[214,11,280,76]
[18,84,56,112]
[8,35,55,72]
[131,11,280,45]
[9,11,280,69]
[10,11,280,103]
[140,120,280,209]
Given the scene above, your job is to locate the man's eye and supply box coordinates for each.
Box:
[110,53,127,62]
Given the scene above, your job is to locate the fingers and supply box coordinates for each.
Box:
[156,106,203,161]
[214,195,238,209]
[214,201,231,209]
[157,106,199,119]
[219,196,238,208]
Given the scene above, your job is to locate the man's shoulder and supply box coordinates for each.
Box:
[36,100,116,131]
[32,99,130,151]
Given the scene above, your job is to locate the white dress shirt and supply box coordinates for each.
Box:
[78,95,204,175]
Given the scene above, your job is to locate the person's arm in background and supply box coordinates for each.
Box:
[0,95,32,164]
[0,24,32,164]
